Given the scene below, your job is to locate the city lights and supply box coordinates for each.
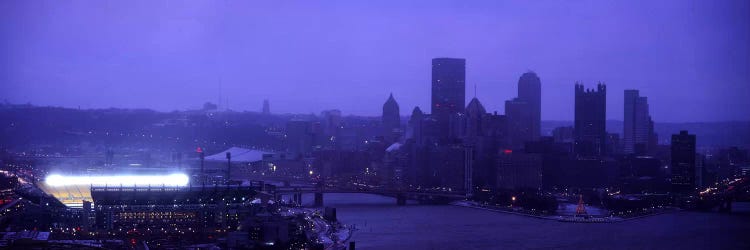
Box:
[0,1,746,248]
[45,173,190,187]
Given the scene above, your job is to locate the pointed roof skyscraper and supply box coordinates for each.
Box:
[465,97,486,117]
[411,106,423,120]
[465,97,486,137]
[382,93,401,142]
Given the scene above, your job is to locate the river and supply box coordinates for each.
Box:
[300,193,750,249]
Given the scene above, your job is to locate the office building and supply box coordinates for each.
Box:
[496,150,543,190]
[505,98,532,149]
[671,130,696,193]
[574,83,607,156]
[431,58,466,137]
[517,72,541,140]
[623,90,653,154]
[382,93,401,143]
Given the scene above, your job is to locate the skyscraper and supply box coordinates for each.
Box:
[517,72,541,140]
[574,83,607,156]
[504,72,541,148]
[505,98,532,149]
[406,106,424,143]
[431,58,466,137]
[623,90,652,154]
[671,130,696,193]
[262,99,270,115]
[382,93,401,142]
[464,97,486,138]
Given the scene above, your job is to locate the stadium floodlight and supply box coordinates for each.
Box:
[45,173,190,187]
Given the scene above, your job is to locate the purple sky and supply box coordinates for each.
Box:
[1,0,749,122]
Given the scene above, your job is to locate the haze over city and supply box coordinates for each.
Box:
[2,0,749,122]
[1,1,750,249]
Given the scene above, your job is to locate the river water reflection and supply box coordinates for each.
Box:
[302,193,750,249]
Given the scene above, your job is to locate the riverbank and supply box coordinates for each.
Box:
[450,200,679,223]
[283,207,354,249]
[451,200,561,221]
[618,207,679,221]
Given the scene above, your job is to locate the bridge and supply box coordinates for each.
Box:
[187,148,472,206]
[271,184,466,206]
[697,175,750,213]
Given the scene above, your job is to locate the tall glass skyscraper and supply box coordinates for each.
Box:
[623,90,652,154]
[431,58,466,137]
[517,72,541,140]
[671,130,696,193]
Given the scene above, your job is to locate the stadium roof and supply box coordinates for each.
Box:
[204,147,273,163]
[386,142,402,152]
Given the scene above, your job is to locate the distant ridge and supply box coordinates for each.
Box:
[1,103,748,148]
[542,120,750,148]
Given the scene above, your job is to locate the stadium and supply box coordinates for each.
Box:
[38,173,190,208]
[36,147,275,208]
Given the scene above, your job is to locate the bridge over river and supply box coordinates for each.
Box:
[245,177,466,206]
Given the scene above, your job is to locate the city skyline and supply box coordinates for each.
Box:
[1,1,749,249]
[2,0,749,122]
